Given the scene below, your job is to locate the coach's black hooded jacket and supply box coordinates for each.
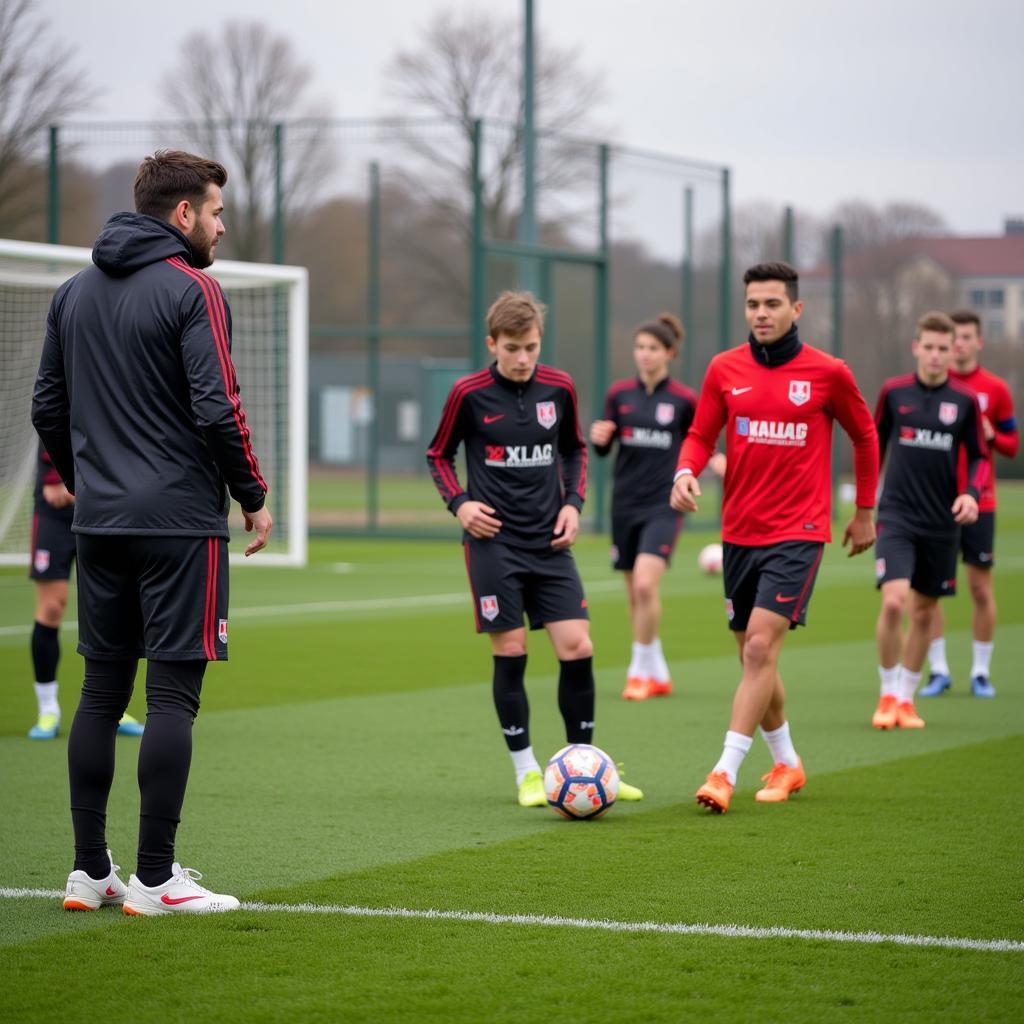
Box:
[32,213,266,539]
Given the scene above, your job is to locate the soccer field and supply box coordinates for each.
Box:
[1,488,1022,1022]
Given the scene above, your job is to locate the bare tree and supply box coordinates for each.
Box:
[161,21,335,261]
[0,0,96,235]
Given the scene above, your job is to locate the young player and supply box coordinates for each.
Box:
[27,442,144,740]
[590,313,723,700]
[670,262,878,813]
[873,313,989,728]
[33,150,272,915]
[427,291,643,807]
[921,309,1017,698]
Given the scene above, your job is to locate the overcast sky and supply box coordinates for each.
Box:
[42,0,1023,235]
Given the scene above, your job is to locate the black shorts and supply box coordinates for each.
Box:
[610,510,683,571]
[76,534,229,661]
[29,510,76,581]
[463,537,588,634]
[723,541,824,632]
[959,511,995,569]
[874,521,958,598]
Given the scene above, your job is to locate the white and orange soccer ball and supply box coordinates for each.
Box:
[544,743,619,819]
[697,542,724,575]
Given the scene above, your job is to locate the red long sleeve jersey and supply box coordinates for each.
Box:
[950,365,1018,512]
[426,363,586,550]
[676,344,878,545]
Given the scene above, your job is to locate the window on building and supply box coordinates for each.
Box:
[970,289,986,307]
[987,289,1004,308]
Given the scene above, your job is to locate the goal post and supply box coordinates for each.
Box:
[0,238,308,567]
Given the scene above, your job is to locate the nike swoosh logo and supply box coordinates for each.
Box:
[105,886,117,896]
[731,387,752,395]
[775,593,799,603]
[483,414,505,424]
[161,894,206,905]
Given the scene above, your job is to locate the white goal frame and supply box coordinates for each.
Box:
[0,238,307,567]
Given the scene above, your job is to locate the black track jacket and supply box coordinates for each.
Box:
[32,213,266,538]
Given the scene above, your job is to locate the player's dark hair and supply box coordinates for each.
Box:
[486,291,547,339]
[743,261,799,301]
[635,312,683,350]
[949,308,982,331]
[916,311,956,337]
[133,150,228,220]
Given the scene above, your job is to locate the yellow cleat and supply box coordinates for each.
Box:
[755,760,806,802]
[696,770,733,813]
[872,694,899,730]
[517,770,547,807]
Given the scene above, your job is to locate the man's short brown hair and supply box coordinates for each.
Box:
[133,150,228,220]
[743,261,799,302]
[949,308,982,331]
[486,291,546,339]
[916,311,956,337]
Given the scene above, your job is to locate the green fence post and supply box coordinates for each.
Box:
[272,123,285,264]
[682,185,694,384]
[593,143,610,534]
[367,161,382,533]
[47,125,60,245]
[718,167,732,351]
[782,204,795,265]
[830,223,844,518]
[470,119,485,370]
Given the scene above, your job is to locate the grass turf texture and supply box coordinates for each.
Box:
[1,484,1023,1022]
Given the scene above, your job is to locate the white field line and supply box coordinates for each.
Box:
[1,888,1021,953]
[0,580,625,639]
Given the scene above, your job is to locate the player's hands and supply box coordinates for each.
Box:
[551,504,580,549]
[981,416,995,442]
[42,483,74,509]
[589,419,616,447]
[670,472,700,513]
[243,505,273,556]
[707,452,727,479]
[457,501,502,539]
[842,507,876,557]
[952,493,979,526]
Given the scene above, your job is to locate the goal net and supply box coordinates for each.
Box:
[0,239,307,566]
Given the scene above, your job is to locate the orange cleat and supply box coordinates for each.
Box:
[755,760,806,802]
[622,676,653,700]
[895,701,925,729]
[695,771,733,813]
[872,694,899,730]
[650,678,673,697]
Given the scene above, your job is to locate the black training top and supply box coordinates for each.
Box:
[875,373,989,534]
[426,363,587,549]
[592,375,698,515]
[32,213,266,538]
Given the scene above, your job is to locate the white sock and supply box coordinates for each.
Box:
[927,637,950,676]
[511,746,542,785]
[897,666,922,704]
[971,641,994,679]
[712,730,753,786]
[34,681,59,717]
[630,641,655,678]
[760,721,800,768]
[878,665,900,697]
[649,637,671,682]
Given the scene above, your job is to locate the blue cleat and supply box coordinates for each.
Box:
[28,712,60,740]
[919,672,952,697]
[971,675,996,699]
[117,713,145,736]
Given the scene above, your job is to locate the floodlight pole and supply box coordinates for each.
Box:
[47,126,60,245]
[367,162,382,533]
[782,204,795,265]
[519,0,539,293]
[718,167,732,351]
[682,186,694,384]
[272,123,285,264]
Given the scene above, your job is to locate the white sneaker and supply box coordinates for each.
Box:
[123,863,240,916]
[63,850,128,911]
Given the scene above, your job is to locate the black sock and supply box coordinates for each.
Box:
[136,660,205,887]
[31,622,60,682]
[492,654,530,752]
[69,658,138,878]
[558,657,595,744]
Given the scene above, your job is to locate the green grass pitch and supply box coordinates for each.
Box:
[1,486,1023,1022]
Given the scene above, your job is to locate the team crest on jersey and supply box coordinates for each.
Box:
[978,393,989,412]
[655,402,675,426]
[788,380,811,406]
[536,401,557,429]
[875,558,886,580]
[34,549,50,573]
[938,402,958,425]
[480,595,499,621]
[218,618,228,644]
[724,598,734,622]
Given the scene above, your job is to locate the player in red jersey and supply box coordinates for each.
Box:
[921,309,1018,699]
[590,313,725,701]
[670,262,878,813]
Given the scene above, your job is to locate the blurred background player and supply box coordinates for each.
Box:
[590,313,724,701]
[28,442,144,740]
[872,312,988,730]
[671,262,878,813]
[427,291,643,808]
[922,309,1018,698]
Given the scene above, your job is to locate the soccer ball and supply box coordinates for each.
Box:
[544,743,619,819]
[697,542,724,575]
